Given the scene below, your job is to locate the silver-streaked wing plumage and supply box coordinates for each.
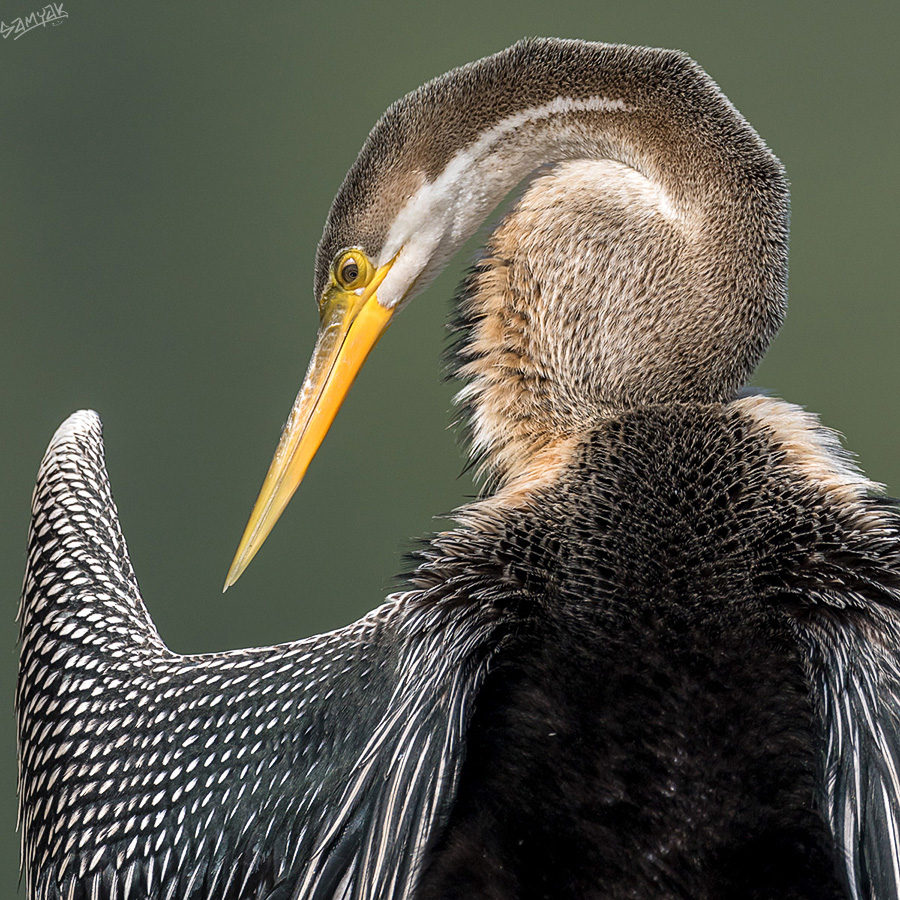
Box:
[18,414,498,899]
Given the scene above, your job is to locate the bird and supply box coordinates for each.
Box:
[16,36,900,900]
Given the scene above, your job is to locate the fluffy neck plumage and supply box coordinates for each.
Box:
[453,156,783,486]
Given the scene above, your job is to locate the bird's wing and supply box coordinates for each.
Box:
[793,502,900,900]
[17,412,498,900]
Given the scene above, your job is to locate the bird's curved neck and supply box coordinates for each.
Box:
[326,41,789,489]
[397,47,789,486]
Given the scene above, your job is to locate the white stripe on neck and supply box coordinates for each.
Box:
[376,95,635,310]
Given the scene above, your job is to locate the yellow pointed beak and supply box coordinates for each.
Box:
[224,260,396,589]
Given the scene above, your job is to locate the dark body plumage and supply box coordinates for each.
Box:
[16,37,900,900]
[418,403,899,899]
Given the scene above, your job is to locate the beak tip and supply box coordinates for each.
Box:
[223,550,249,592]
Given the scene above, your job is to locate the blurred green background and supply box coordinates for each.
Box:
[2,0,898,890]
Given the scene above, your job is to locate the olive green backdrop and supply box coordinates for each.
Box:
[2,0,898,890]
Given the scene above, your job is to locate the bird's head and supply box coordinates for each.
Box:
[224,38,788,588]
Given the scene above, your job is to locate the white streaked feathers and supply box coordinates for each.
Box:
[800,601,900,900]
[17,411,500,900]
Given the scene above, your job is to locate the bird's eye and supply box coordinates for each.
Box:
[333,250,373,291]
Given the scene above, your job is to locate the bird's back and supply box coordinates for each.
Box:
[417,397,900,900]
